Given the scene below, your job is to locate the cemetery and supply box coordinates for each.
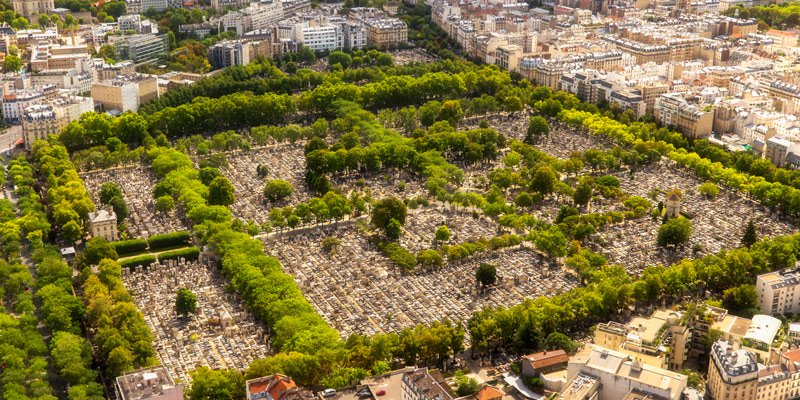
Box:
[591,160,795,273]
[81,166,188,239]
[121,256,270,383]
[266,214,579,337]
[220,144,311,226]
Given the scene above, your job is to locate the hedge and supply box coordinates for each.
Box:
[113,239,148,256]
[147,231,190,250]
[157,247,200,263]
[118,254,157,270]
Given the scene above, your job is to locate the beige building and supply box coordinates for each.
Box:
[654,93,714,139]
[12,0,53,19]
[89,209,118,242]
[595,309,690,371]
[495,44,523,72]
[91,74,158,113]
[564,345,687,400]
[29,44,90,72]
[365,18,408,48]
[707,340,800,400]
[22,95,94,149]
[757,267,800,315]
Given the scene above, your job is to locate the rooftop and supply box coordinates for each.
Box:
[115,367,181,400]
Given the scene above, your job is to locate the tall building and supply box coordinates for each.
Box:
[12,0,53,19]
[21,95,93,149]
[91,74,158,113]
[706,339,800,400]
[111,34,169,63]
[294,24,342,52]
[654,93,714,139]
[757,267,800,315]
[594,309,691,371]
[219,1,284,36]
[207,40,251,69]
[115,367,183,400]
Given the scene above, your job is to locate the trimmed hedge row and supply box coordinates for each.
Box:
[118,255,157,270]
[147,231,191,250]
[158,247,200,263]
[113,239,148,256]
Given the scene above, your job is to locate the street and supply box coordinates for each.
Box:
[0,125,21,153]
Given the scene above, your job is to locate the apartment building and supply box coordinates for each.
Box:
[565,345,688,400]
[364,18,407,48]
[2,85,58,122]
[31,70,93,94]
[111,34,169,63]
[707,339,800,400]
[757,267,800,315]
[211,0,248,11]
[595,310,691,371]
[21,95,93,149]
[294,24,342,52]
[91,74,158,113]
[208,40,250,69]
[654,93,714,139]
[495,44,523,72]
[29,44,89,72]
[401,367,453,400]
[219,1,284,36]
[764,80,800,115]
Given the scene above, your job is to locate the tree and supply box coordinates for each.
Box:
[78,237,118,268]
[530,166,557,195]
[385,218,403,240]
[175,288,197,317]
[263,179,294,202]
[97,45,116,61]
[371,196,407,229]
[207,176,235,206]
[454,371,478,396]
[199,167,222,186]
[188,367,245,400]
[741,220,758,248]
[321,236,340,252]
[573,182,592,207]
[434,225,451,242]
[476,263,497,287]
[657,216,693,247]
[416,249,443,269]
[437,100,463,126]
[514,192,534,208]
[543,332,579,353]
[698,182,720,198]
[722,284,757,312]
[525,116,550,144]
[328,51,352,68]
[108,196,129,223]
[534,226,568,258]
[155,196,174,213]
[99,183,122,204]
[3,54,21,73]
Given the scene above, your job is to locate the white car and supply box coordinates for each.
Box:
[320,388,336,397]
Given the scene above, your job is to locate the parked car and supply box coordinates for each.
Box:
[375,389,386,396]
[321,389,336,397]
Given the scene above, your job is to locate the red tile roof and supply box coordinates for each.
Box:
[475,386,504,400]
[523,350,569,370]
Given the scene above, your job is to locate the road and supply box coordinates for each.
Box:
[0,125,21,153]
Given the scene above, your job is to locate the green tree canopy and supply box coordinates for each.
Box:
[176,288,197,317]
[657,216,693,247]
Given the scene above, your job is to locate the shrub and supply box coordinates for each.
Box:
[113,239,148,256]
[118,255,157,270]
[148,231,191,250]
[158,247,200,263]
